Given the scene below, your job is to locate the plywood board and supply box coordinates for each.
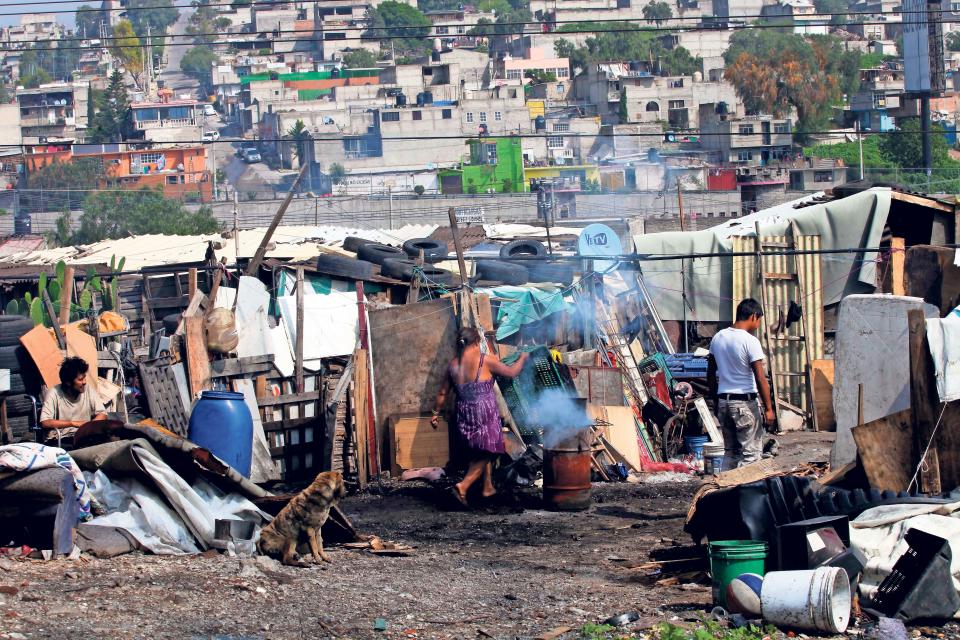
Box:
[185,315,211,399]
[811,359,836,432]
[592,404,643,471]
[64,323,98,392]
[852,409,913,492]
[369,299,458,458]
[19,325,63,388]
[389,414,450,475]
[572,366,626,406]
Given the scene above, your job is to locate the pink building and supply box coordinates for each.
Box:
[497,48,570,84]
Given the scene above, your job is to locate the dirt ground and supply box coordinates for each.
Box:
[0,431,953,640]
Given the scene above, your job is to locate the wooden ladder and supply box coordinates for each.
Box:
[753,224,819,430]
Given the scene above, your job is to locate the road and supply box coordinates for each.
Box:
[157,8,199,97]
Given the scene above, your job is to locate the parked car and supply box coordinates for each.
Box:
[203,104,217,117]
[243,148,261,163]
[201,130,219,142]
[237,142,257,158]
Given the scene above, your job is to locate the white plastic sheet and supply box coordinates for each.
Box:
[925,307,960,402]
[277,290,359,363]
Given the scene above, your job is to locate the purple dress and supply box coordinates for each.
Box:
[452,354,505,455]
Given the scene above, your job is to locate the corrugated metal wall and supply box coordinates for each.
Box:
[731,234,824,418]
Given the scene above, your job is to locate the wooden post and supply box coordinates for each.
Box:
[891,237,906,296]
[352,350,369,488]
[356,283,379,478]
[58,265,74,327]
[447,207,469,285]
[908,308,941,492]
[294,267,305,393]
[244,163,309,278]
[188,267,198,301]
[42,290,65,349]
[677,181,685,232]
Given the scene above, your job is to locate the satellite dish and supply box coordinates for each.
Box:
[577,223,622,271]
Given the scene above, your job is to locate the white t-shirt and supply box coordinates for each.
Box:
[709,327,765,394]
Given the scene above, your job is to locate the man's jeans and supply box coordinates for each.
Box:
[717,398,763,468]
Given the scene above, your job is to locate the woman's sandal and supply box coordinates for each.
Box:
[450,486,469,508]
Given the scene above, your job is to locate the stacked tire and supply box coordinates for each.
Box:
[0,316,43,442]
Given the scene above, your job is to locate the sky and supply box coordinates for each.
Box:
[0,0,86,28]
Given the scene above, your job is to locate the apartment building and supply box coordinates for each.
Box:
[17,83,89,145]
[572,63,741,127]
[4,14,64,45]
[424,9,495,46]
[849,66,903,132]
[130,98,205,143]
[25,144,212,202]
[760,0,829,35]
[698,111,793,164]
[313,0,379,61]
[494,49,571,85]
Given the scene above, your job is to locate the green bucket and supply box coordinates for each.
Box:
[708,540,768,608]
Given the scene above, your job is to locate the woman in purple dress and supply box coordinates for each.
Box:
[431,328,528,506]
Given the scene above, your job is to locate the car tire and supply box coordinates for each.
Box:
[499,239,547,259]
[417,266,455,287]
[380,258,416,281]
[315,254,376,281]
[528,262,576,286]
[476,260,529,286]
[342,236,374,253]
[402,239,448,263]
[0,316,36,347]
[357,243,405,265]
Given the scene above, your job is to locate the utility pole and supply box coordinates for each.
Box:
[233,190,240,259]
[921,95,932,178]
[856,120,864,180]
[387,185,393,230]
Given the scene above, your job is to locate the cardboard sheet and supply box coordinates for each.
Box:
[64,323,98,392]
[19,325,62,388]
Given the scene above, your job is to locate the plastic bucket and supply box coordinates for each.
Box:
[684,435,709,459]
[709,540,768,608]
[760,567,851,634]
[703,442,725,474]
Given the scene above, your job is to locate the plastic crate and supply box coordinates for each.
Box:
[497,346,576,443]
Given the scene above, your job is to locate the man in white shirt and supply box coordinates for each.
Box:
[707,298,775,468]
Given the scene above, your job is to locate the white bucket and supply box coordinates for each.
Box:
[703,442,724,475]
[760,566,851,633]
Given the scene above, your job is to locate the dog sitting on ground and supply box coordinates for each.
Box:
[257,471,346,566]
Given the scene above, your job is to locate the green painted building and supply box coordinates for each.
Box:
[439,137,526,194]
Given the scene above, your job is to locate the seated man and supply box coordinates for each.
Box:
[39,356,107,442]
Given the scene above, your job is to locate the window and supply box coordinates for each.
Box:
[547,135,564,149]
[456,25,465,34]
[668,99,685,109]
[506,69,523,80]
[557,83,565,92]
[166,175,178,185]
[485,143,497,164]
[737,151,753,161]
[382,111,400,122]
[774,122,790,134]
[324,32,346,40]
[814,170,833,182]
[479,111,487,123]
[436,26,449,34]
[738,125,755,135]
[412,110,422,121]
[553,122,570,132]
[494,111,502,121]
[134,152,163,166]
[646,101,659,112]
[442,108,452,119]
[466,112,474,123]
[556,67,569,78]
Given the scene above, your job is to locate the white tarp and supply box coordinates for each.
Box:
[925,306,960,402]
[277,290,359,365]
[84,446,267,555]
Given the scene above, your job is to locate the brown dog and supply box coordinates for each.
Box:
[257,471,346,566]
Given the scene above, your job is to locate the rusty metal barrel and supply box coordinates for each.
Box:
[542,429,592,511]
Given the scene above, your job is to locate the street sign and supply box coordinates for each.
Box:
[454,206,485,224]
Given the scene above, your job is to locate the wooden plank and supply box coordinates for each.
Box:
[852,409,913,492]
[188,267,198,301]
[389,414,450,476]
[811,359,836,432]
[58,265,74,327]
[353,348,369,487]
[908,309,939,465]
[920,447,942,494]
[295,267,304,393]
[209,355,276,378]
[42,290,65,349]
[0,398,10,445]
[890,237,906,296]
[175,291,208,336]
[591,404,643,471]
[447,207,468,284]
[184,315,211,399]
[19,325,64,388]
[256,390,322,407]
[244,163,309,277]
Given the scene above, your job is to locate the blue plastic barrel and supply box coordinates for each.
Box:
[188,390,253,477]
[684,435,709,460]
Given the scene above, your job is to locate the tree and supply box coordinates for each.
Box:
[88,71,133,143]
[126,0,179,60]
[493,7,531,36]
[341,49,378,68]
[111,20,145,89]
[75,188,220,243]
[813,0,847,24]
[328,162,346,184]
[618,91,629,123]
[723,30,860,134]
[554,29,702,76]
[878,118,952,169]
[524,69,557,84]
[213,17,232,31]
[368,1,433,56]
[75,5,106,39]
[25,158,103,212]
[19,41,80,83]
[181,46,218,90]
[21,69,51,89]
[948,31,960,52]
[642,0,672,25]
[287,119,311,166]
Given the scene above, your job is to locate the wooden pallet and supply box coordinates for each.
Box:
[138,356,190,436]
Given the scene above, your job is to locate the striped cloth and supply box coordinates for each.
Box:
[0,442,92,521]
